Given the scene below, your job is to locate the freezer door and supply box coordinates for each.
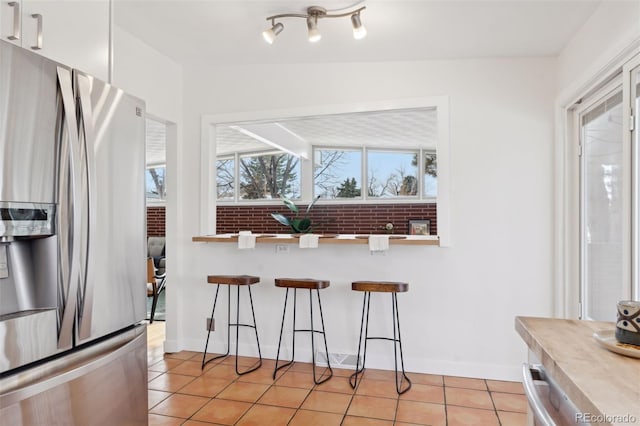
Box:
[0,40,63,204]
[0,325,147,425]
[73,71,147,343]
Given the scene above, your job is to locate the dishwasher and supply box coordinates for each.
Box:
[522,363,586,426]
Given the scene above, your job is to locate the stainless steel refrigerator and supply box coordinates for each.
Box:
[0,40,148,424]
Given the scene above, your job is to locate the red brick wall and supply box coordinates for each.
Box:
[147,206,166,236]
[216,203,437,235]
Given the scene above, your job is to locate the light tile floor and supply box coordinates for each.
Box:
[146,323,527,425]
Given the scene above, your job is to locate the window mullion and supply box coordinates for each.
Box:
[362,147,368,201]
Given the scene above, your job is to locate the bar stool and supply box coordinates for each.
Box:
[273,278,333,384]
[349,281,412,394]
[201,275,262,375]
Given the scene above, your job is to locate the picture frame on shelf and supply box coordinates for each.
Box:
[408,219,431,235]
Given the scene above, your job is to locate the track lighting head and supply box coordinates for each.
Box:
[262,5,366,44]
[351,12,366,40]
[262,22,284,44]
[307,15,321,42]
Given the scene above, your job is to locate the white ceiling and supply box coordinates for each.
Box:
[114,0,601,66]
[133,0,602,164]
[215,108,438,156]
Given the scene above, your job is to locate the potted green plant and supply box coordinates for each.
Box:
[271,195,321,234]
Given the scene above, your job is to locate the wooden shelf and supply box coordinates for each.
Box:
[192,234,439,246]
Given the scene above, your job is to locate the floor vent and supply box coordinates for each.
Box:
[315,351,359,368]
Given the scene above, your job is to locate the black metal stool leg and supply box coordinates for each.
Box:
[309,289,317,382]
[292,289,297,364]
[240,285,262,374]
[350,291,371,388]
[392,293,412,394]
[226,285,262,376]
[274,288,291,379]
[150,292,159,324]
[202,284,230,369]
[314,288,333,384]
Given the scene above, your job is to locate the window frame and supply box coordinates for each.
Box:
[575,80,626,321]
[201,97,451,245]
[556,49,640,319]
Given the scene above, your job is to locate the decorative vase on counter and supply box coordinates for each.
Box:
[615,300,640,346]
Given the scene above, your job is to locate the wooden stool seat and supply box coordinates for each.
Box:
[207,275,260,286]
[352,281,408,293]
[275,278,330,290]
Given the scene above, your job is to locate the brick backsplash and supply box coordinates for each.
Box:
[147,206,166,236]
[216,203,437,235]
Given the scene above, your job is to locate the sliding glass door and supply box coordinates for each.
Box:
[579,87,624,321]
[578,55,640,321]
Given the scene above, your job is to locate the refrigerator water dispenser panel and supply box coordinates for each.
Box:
[0,202,55,237]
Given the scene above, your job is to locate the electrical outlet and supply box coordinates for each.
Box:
[275,244,289,254]
[206,318,215,331]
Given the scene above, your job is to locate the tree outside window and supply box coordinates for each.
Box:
[314,149,362,199]
[146,166,166,200]
[216,158,235,200]
[239,153,301,199]
[367,151,419,198]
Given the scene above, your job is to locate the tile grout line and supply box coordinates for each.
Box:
[148,350,526,426]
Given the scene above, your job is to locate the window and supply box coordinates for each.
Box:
[314,149,362,199]
[146,166,166,200]
[202,97,451,244]
[568,53,640,321]
[313,148,436,200]
[238,152,301,200]
[367,150,419,198]
[216,157,235,200]
[579,88,624,321]
[423,151,438,198]
[216,152,302,201]
[146,118,166,203]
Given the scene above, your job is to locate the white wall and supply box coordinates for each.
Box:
[167,57,556,381]
[556,0,640,97]
[112,26,182,123]
[112,25,184,353]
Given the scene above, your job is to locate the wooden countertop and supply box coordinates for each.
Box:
[192,234,439,246]
[515,317,640,425]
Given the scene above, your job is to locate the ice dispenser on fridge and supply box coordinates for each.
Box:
[0,202,59,372]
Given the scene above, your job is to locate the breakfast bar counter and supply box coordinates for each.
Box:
[192,233,439,246]
[515,316,640,425]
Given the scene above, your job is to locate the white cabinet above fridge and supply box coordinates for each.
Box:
[0,0,109,81]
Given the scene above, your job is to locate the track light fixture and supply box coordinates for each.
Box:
[262,5,367,44]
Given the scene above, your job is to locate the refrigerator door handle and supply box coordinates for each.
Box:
[7,2,20,40]
[56,66,82,351]
[75,73,98,341]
